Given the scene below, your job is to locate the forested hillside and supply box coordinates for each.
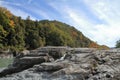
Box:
[0,7,108,51]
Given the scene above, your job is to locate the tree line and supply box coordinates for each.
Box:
[0,7,109,51]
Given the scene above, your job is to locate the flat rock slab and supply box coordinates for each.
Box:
[33,61,70,72]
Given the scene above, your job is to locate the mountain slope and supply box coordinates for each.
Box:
[0,7,108,51]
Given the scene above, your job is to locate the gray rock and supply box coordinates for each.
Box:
[0,56,50,77]
[0,47,120,80]
[33,61,70,72]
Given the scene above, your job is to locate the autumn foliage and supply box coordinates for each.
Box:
[0,7,109,51]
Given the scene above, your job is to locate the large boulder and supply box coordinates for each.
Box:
[33,60,70,72]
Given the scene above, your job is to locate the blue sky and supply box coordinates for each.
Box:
[0,0,120,47]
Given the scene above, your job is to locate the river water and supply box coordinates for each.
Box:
[0,58,13,68]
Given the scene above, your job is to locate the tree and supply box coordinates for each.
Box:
[116,40,120,48]
[89,42,99,48]
[0,25,8,47]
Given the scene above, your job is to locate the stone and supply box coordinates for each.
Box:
[0,47,120,80]
[0,56,50,77]
[33,61,70,72]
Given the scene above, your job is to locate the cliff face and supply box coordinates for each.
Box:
[0,47,120,80]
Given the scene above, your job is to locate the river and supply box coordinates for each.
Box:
[0,58,13,68]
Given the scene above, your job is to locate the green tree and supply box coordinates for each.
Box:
[116,40,120,48]
[0,6,108,50]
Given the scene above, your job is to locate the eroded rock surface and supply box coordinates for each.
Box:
[0,47,120,80]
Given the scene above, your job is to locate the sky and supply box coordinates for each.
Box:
[0,0,120,47]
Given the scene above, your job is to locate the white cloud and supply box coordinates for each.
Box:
[83,0,120,47]
[90,24,120,47]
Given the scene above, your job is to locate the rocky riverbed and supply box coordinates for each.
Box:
[0,47,120,80]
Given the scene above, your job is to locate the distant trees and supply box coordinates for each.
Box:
[89,42,99,48]
[116,40,120,48]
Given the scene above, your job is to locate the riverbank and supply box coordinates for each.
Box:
[0,47,120,80]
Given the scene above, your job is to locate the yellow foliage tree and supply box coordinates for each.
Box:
[89,42,99,48]
[9,20,15,28]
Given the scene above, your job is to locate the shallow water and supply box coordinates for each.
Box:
[0,58,13,68]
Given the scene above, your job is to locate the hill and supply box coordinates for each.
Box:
[0,7,108,51]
